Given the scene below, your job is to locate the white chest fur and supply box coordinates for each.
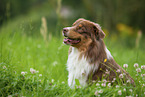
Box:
[67,47,99,88]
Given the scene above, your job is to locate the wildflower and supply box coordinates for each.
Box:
[52,61,58,66]
[8,95,12,97]
[134,63,139,68]
[62,81,65,84]
[123,64,128,68]
[39,74,42,77]
[98,90,103,93]
[30,68,36,74]
[94,90,99,96]
[142,84,145,87]
[136,68,141,73]
[96,83,100,86]
[127,80,131,83]
[116,69,121,73]
[108,83,111,87]
[21,71,26,76]
[119,74,124,78]
[141,74,145,77]
[51,79,54,83]
[118,90,122,95]
[116,85,119,88]
[101,83,106,87]
[123,88,126,92]
[129,89,133,93]
[104,58,107,62]
[105,69,110,75]
[77,86,81,88]
[141,65,145,70]
[3,66,6,69]
[112,78,116,83]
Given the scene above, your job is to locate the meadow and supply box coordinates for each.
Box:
[0,15,145,97]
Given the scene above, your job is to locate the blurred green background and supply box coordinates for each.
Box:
[0,0,145,48]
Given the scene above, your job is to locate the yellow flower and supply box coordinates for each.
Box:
[104,59,107,62]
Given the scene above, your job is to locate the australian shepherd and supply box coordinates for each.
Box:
[62,18,134,88]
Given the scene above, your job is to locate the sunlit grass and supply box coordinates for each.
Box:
[0,29,145,96]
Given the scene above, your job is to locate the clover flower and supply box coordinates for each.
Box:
[123,88,126,92]
[108,83,111,87]
[141,65,145,70]
[94,91,99,96]
[119,74,124,78]
[134,63,139,68]
[118,90,122,95]
[3,66,6,69]
[136,68,141,73]
[123,64,128,68]
[101,83,106,87]
[30,68,37,74]
[98,90,103,93]
[141,74,145,77]
[96,83,100,86]
[21,71,27,76]
[116,69,121,73]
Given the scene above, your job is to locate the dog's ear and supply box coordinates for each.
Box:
[93,23,105,39]
[73,18,85,26]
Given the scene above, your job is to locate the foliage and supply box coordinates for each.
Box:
[0,23,145,96]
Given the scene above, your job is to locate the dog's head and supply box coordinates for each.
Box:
[62,18,105,48]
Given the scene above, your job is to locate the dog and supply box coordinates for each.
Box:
[62,18,134,88]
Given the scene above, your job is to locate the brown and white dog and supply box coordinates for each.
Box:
[62,18,134,88]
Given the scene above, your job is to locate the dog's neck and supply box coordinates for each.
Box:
[74,39,108,64]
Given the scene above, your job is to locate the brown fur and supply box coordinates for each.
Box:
[63,18,134,85]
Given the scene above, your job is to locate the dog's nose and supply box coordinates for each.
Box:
[63,28,68,34]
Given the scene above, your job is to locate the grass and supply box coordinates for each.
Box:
[0,13,145,97]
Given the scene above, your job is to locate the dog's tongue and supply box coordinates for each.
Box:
[64,38,80,44]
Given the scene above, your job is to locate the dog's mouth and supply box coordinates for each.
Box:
[63,37,81,45]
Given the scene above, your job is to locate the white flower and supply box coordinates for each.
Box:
[105,69,110,74]
[141,65,145,70]
[123,88,126,92]
[108,83,111,87]
[51,79,54,83]
[52,61,58,66]
[134,63,139,68]
[116,85,119,88]
[136,68,141,73]
[118,90,122,95]
[98,90,103,93]
[3,66,6,69]
[21,71,26,76]
[101,83,106,87]
[94,90,99,96]
[141,74,145,77]
[8,95,12,97]
[96,83,100,86]
[127,80,131,83]
[129,89,133,92]
[30,68,36,74]
[123,64,128,68]
[39,74,42,77]
[116,69,121,73]
[119,74,124,78]
[62,81,65,84]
